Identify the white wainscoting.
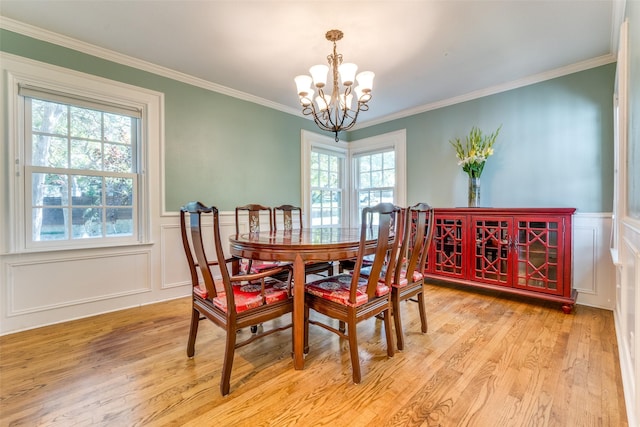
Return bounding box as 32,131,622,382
572,212,616,309
6,250,152,315
614,219,640,427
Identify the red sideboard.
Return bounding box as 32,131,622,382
424,208,577,313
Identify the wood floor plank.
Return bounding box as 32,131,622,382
0,283,628,426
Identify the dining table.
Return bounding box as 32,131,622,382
229,227,377,370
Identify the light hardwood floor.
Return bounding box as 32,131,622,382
0,282,627,426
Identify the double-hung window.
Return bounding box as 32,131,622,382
3,55,159,253
309,149,345,226
23,88,140,246
352,149,396,224
302,129,406,228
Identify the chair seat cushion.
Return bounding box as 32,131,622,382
305,274,390,307
241,259,292,274
209,279,289,313
391,269,424,288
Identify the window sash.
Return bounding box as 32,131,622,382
25,167,138,247
22,90,141,248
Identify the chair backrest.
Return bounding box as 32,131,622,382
350,203,403,303
183,201,236,310
395,202,435,282
179,205,201,293
235,204,273,234
273,204,303,231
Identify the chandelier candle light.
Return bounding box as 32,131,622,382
450,125,502,207
295,29,374,142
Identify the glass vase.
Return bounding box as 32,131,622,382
468,176,480,207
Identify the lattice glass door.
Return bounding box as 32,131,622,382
429,215,466,279
471,217,512,286
514,218,564,295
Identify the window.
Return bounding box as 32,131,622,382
353,149,396,222
309,150,344,226
302,129,406,228
2,55,161,252
24,93,139,244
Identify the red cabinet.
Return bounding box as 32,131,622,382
424,208,576,313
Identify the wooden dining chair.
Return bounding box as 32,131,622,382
235,203,286,275
391,202,435,350
180,201,293,396
273,204,334,278
303,203,402,384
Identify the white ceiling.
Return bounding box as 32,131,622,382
0,1,621,127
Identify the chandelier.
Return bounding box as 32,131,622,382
294,29,374,142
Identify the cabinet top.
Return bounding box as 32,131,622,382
433,207,577,215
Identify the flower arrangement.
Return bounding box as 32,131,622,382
449,125,502,178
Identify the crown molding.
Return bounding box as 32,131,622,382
0,16,301,117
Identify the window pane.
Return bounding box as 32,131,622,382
33,207,67,241
72,175,102,206
70,139,103,170
383,170,395,186
383,152,395,169
106,177,133,206
70,106,102,140
104,113,132,144
31,99,68,135
32,135,68,168
104,143,132,172
72,207,102,238
106,208,133,236
32,173,68,207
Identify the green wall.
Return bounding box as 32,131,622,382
350,64,616,212
1,29,615,213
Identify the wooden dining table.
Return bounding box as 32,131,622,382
229,227,377,370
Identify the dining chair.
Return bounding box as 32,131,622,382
180,201,293,396
303,203,402,384
391,202,435,350
235,203,286,275
273,204,334,278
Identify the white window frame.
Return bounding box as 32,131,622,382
301,129,406,228
2,53,162,253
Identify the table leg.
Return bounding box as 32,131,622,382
293,254,305,370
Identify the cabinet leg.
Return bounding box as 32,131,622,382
561,303,574,314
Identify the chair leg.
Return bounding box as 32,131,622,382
417,290,428,333
392,292,405,351
383,308,395,358
187,306,200,357
339,321,346,333
347,319,361,384
220,327,237,396
304,304,310,354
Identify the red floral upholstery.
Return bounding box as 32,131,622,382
193,277,288,313
305,274,390,307
193,285,208,299
391,269,423,288
241,259,291,274
212,279,289,313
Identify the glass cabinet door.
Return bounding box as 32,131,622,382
513,217,564,295
471,217,512,286
428,215,466,279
